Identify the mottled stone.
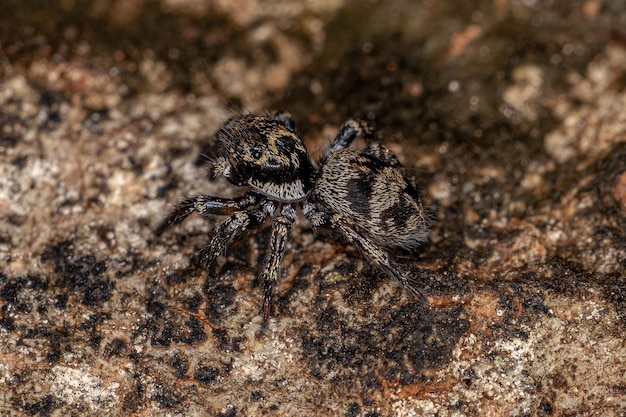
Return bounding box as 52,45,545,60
1,1,625,416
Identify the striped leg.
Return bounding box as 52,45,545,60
155,193,259,236
320,119,373,164
200,201,276,277
259,205,296,322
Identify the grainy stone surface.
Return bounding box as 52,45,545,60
1,1,625,416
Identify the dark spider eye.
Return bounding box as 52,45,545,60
249,145,262,160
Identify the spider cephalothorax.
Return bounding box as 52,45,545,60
157,113,431,321
213,114,316,202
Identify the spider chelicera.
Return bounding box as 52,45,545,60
156,113,431,321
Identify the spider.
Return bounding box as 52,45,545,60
156,113,431,321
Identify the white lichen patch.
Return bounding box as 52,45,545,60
231,323,298,382
49,365,120,411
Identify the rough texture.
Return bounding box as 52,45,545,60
1,0,625,416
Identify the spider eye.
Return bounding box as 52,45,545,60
249,145,262,160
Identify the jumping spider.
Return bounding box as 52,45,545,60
156,113,431,321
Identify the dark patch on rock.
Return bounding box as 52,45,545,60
154,390,180,408
104,338,127,357
7,212,28,226
195,365,219,385
183,291,204,312
1,278,30,312
114,253,157,279
0,316,16,331
37,90,63,130
122,374,145,413
11,154,28,169
600,271,626,325
41,241,114,306
0,107,24,148
302,302,469,392
142,312,207,347
146,299,166,317
540,257,595,298
333,261,358,276
170,353,189,378
80,313,109,349
135,284,207,347
81,277,115,307
212,328,244,352
250,390,264,401
204,283,237,322
165,265,197,285
346,402,361,417
19,394,60,417
409,267,470,299
343,265,386,302
182,317,207,344
54,293,68,309
0,275,49,313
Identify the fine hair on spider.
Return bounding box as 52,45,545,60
156,112,432,322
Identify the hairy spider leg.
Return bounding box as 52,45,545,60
259,205,296,322
271,112,297,133
362,143,403,169
199,200,276,277
303,203,426,303
320,119,374,163
334,218,427,303
155,193,260,236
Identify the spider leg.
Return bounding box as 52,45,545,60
259,205,296,322
272,111,297,133
362,143,403,169
155,192,259,236
200,200,276,277
303,203,426,302
320,119,373,163
336,219,427,302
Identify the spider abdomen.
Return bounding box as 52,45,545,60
314,146,430,251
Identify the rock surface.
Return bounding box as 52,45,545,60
1,1,625,416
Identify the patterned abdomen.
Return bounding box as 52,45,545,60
314,145,430,251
